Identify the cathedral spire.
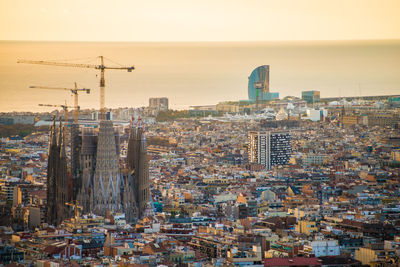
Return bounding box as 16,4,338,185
60,127,66,158
126,115,150,220
58,116,63,147
92,120,122,216
51,116,57,147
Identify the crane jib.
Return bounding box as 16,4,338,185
19,57,135,120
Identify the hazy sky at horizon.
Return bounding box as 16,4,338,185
1,0,400,42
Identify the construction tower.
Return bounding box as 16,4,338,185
126,118,150,219
46,117,69,225
92,120,122,216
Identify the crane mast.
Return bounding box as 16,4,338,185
19,56,134,120
65,201,83,220
100,56,105,119
65,201,83,229
39,103,74,123
73,85,79,122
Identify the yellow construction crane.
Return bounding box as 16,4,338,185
40,103,74,145
31,83,90,123
18,56,135,120
38,103,74,125
65,201,83,228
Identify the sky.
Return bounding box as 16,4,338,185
0,0,399,42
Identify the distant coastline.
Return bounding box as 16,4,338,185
1,40,399,112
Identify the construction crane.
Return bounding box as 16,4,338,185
65,201,83,228
30,83,90,123
18,56,135,120
40,103,74,146
38,103,75,125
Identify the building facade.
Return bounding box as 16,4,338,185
248,131,291,170
303,240,340,257
248,65,279,102
302,90,320,104
77,128,98,214
149,97,169,111
366,113,400,128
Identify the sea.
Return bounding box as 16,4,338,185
0,40,399,112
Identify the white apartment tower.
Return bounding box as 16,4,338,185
248,131,291,170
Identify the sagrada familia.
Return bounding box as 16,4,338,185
46,116,150,226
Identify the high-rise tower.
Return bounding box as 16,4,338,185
70,123,81,201
126,119,150,220
248,65,279,102
57,120,69,222
92,120,122,216
46,117,69,226
46,119,58,225
248,131,291,170
77,128,97,213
